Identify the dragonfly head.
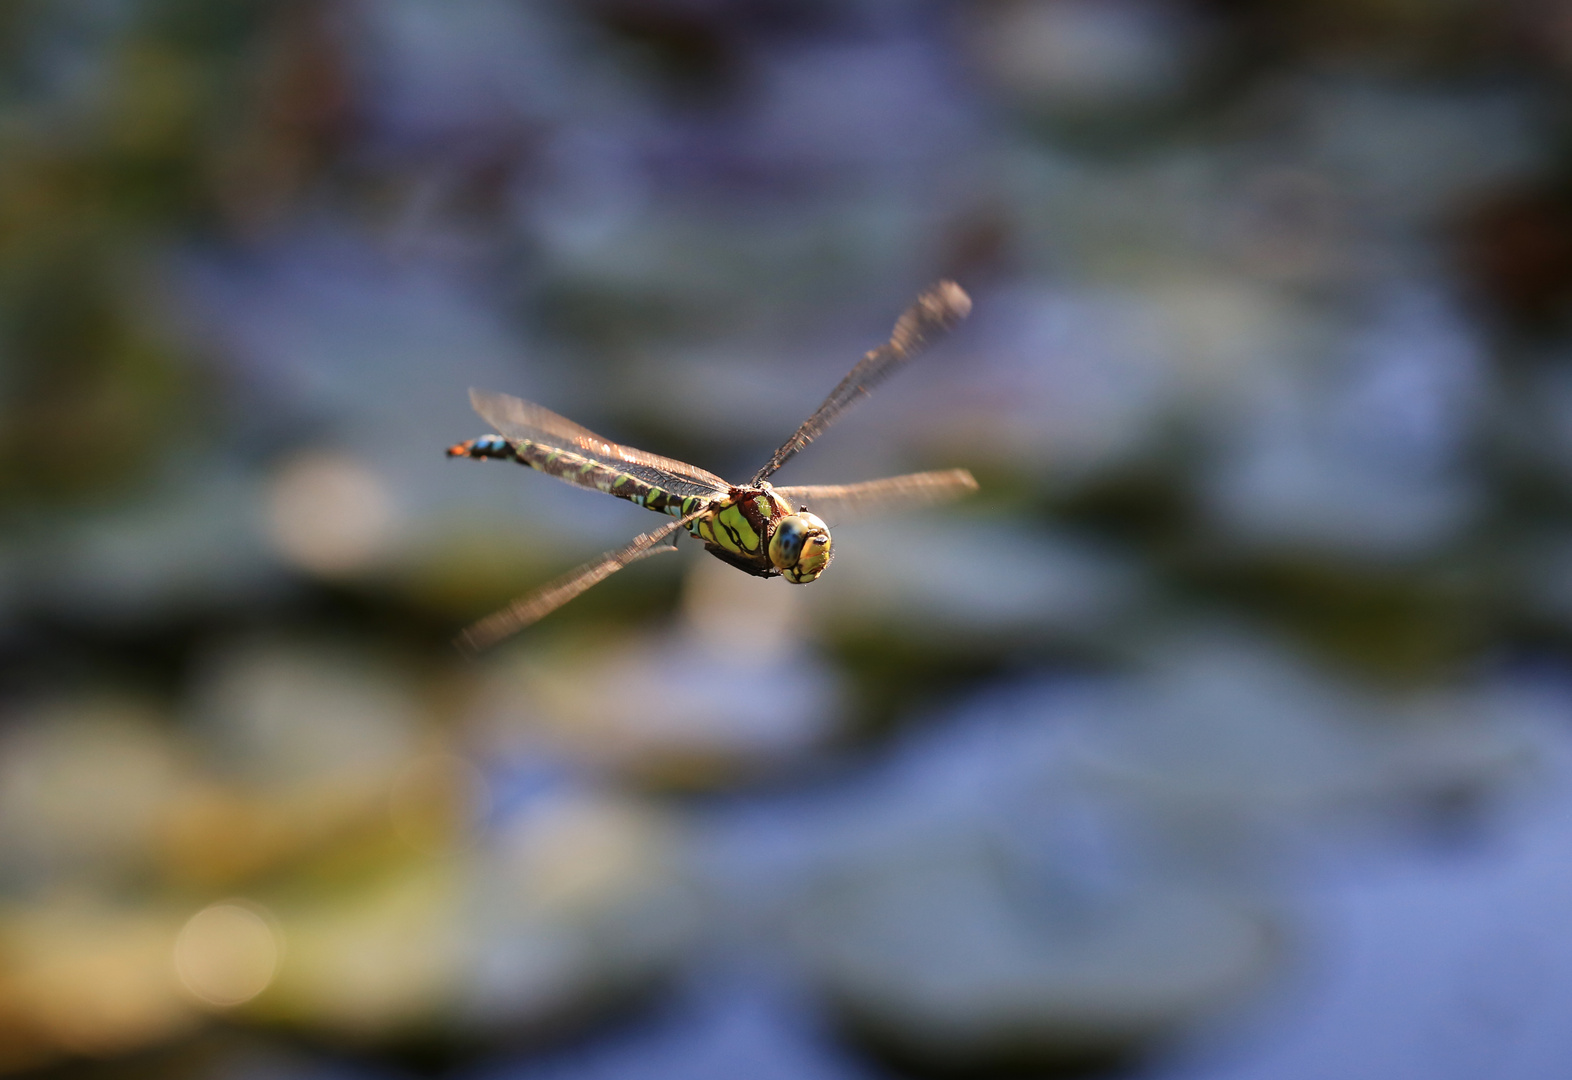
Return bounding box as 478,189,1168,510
770,511,832,583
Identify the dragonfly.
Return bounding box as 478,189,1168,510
446,281,976,651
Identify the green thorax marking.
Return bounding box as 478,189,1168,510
689,486,791,565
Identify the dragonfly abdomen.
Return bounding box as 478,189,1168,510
447,435,704,517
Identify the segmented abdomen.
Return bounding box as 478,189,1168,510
446,435,709,518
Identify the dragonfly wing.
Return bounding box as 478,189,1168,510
773,469,979,519
751,282,972,485
471,389,731,499
456,507,708,652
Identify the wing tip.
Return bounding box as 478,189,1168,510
895,281,972,344
453,626,490,656
468,387,509,427
930,280,972,323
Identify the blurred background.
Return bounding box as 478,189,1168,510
7,1,1572,1077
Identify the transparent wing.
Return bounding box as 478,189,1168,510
471,389,731,499
751,281,972,485
456,508,708,652
773,469,979,519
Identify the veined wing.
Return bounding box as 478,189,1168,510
750,281,972,485
773,469,979,519
471,389,730,499
456,507,708,652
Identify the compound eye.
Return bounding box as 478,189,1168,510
770,512,832,583
770,515,810,569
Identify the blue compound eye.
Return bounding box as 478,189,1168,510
772,517,807,565
769,513,832,583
